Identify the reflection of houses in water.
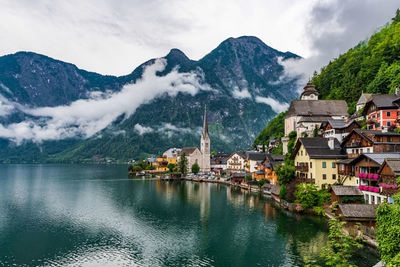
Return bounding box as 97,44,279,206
264,202,277,219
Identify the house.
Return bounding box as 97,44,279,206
162,148,182,164
378,158,400,203
231,172,246,184
320,119,360,143
337,204,378,228
227,151,246,173
259,154,284,184
284,82,348,137
339,153,400,204
210,153,228,174
246,151,268,174
291,137,348,189
330,185,364,204
341,129,400,158
356,93,373,112
362,94,400,130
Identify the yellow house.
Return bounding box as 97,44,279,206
290,138,349,189
155,156,169,172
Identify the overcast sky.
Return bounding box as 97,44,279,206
1,0,399,76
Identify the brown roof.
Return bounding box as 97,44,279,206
286,100,348,117
270,185,281,196
381,158,400,176
339,204,378,219
332,186,363,196
180,147,198,155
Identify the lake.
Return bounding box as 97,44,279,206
0,164,379,266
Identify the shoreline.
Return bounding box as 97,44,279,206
161,175,380,251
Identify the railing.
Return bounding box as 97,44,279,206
358,185,380,193
295,165,309,172
346,142,361,148
380,174,398,185
296,178,315,184
338,170,354,176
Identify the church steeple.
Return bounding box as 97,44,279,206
202,106,209,138
200,105,210,172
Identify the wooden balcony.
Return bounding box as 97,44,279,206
296,177,315,184
295,165,309,172
380,174,398,185
346,142,361,148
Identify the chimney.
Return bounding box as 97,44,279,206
396,88,400,96
328,137,335,150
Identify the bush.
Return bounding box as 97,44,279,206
245,175,252,182
191,163,200,174
276,164,296,185
294,183,319,209
279,185,287,200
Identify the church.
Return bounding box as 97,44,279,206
180,108,211,173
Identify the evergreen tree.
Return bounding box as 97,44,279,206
178,153,188,174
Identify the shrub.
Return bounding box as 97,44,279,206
279,185,287,200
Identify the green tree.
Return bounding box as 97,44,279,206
319,213,363,266
178,153,188,174
279,185,287,200
211,151,216,156
275,164,295,185
245,175,252,182
377,189,400,266
167,163,176,173
313,125,319,137
294,183,319,209
191,162,200,174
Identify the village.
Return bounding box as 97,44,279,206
129,82,400,249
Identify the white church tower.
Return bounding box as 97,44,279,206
200,106,211,173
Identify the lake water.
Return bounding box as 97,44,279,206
0,164,379,266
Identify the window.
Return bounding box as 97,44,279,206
387,111,391,117
323,174,327,180
371,195,375,204
377,113,380,118
332,162,336,168
376,123,381,128
301,151,303,156
322,184,326,189
332,174,336,180
310,173,312,178
310,162,312,168
356,179,359,185
322,162,326,168
377,197,381,204
367,148,370,153
388,122,391,127
340,164,344,171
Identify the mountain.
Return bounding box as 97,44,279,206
0,36,300,163
311,11,400,114
253,10,400,148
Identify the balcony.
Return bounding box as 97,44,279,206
380,174,398,185
346,142,361,148
295,165,309,172
358,185,380,193
296,177,315,184
366,118,377,124
357,173,379,180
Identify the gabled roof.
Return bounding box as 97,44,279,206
339,204,378,219
320,119,359,130
180,147,199,155
341,129,400,146
331,186,363,196
363,94,400,115
356,93,373,106
264,154,284,170
227,151,246,161
379,158,400,176
290,138,347,160
247,151,268,161
286,100,348,117
163,148,182,158
350,153,400,166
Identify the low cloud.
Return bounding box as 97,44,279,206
134,124,154,135
232,88,251,99
0,59,211,144
255,96,289,113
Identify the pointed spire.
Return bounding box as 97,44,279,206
203,105,208,137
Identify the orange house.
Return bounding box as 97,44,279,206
363,94,400,130
257,154,284,185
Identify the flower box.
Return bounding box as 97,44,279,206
373,174,379,179
358,173,362,178
373,187,380,193
368,174,373,178
363,173,368,178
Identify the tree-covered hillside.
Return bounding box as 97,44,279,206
312,9,400,114
254,10,400,147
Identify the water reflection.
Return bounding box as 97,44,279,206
0,165,378,266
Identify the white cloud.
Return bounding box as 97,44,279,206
255,96,289,113
0,59,211,144
134,124,153,135
232,88,251,99
0,94,15,116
